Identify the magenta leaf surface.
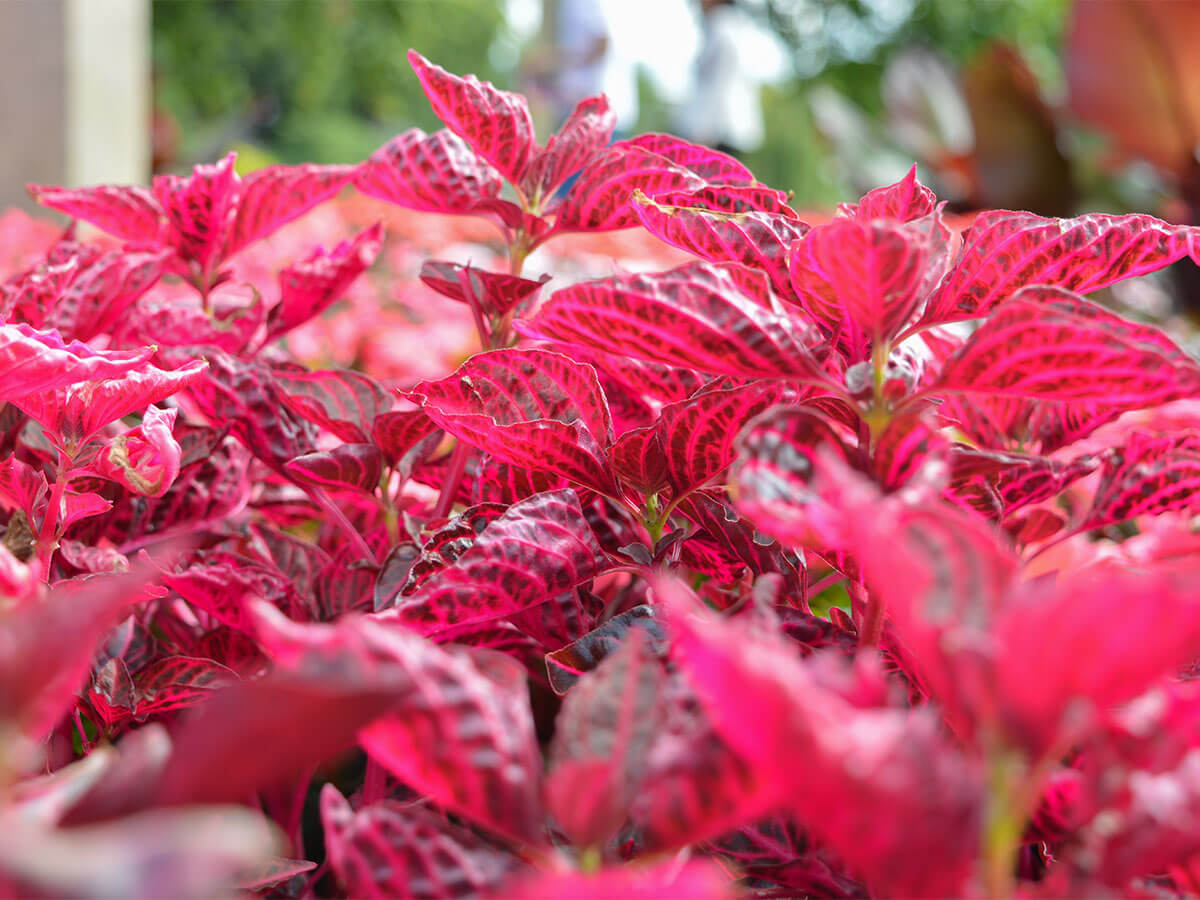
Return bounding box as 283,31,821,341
521,94,615,199
622,133,757,185
321,787,519,899
286,444,384,495
385,489,608,635
408,50,535,184
840,165,937,222
419,260,546,318
355,129,504,215
275,367,393,444
404,348,618,495
1081,431,1200,531
929,287,1200,403
519,262,830,384
225,162,354,255
265,222,384,341
27,182,165,244
0,324,153,404
920,209,1199,327
552,145,705,234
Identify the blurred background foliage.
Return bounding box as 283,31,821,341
151,0,1193,224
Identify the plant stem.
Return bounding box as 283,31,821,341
433,441,471,519
36,468,70,582
983,746,1025,900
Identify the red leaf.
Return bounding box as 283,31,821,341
408,50,536,184
286,444,383,495
13,358,208,453
509,861,735,900
658,379,784,498
355,129,504,216
521,94,615,199
321,787,520,900
611,425,670,496
226,162,354,255
128,283,263,354
151,152,239,274
519,262,830,384
385,489,608,635
622,133,757,185
839,164,937,222
132,655,238,718
1081,431,1200,531
919,210,1199,327
929,287,1200,403
632,187,809,301
663,581,982,897
552,145,704,234
419,260,547,318
545,630,662,847
371,409,439,469
93,406,183,498
0,323,153,403
27,182,165,245
265,222,384,342
790,213,949,355
275,367,393,444
403,348,618,495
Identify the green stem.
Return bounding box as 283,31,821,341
983,746,1025,900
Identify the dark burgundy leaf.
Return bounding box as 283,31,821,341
275,367,393,444
286,444,383,495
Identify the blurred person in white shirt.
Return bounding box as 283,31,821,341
674,0,766,156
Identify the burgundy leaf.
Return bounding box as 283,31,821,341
27,182,165,245
408,50,536,184
132,655,237,718
400,502,509,597
919,209,1199,327
372,409,439,470
419,260,547,318
276,367,393,444
544,605,665,695
521,94,615,199
1081,431,1200,531
321,787,520,900
403,348,618,495
286,444,384,495
151,152,239,275
622,133,757,185
519,262,830,384
632,187,809,300
355,129,504,216
929,287,1200,403
225,162,354,255
611,425,670,496
676,492,804,594
839,165,936,222
385,489,608,635
265,222,384,342
789,213,948,354
552,145,704,234
545,630,663,847
658,379,783,497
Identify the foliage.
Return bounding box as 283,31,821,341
4,50,1200,899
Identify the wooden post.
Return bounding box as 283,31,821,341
0,0,149,212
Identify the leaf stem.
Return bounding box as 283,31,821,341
433,441,471,519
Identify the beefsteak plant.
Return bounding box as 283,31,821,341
3,50,1200,899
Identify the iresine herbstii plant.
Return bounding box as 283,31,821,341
4,50,1200,899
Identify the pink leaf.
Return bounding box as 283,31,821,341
226,162,355,255
919,209,1199,327
419,260,547,318
93,406,183,498
385,489,608,635
275,367,393,444
622,133,757,185
321,787,520,900
13,358,208,453
371,409,439,469
631,187,809,300
518,262,830,384
265,222,384,342
129,283,264,354
790,213,949,355
27,182,165,245
521,94,615,199
285,444,383,495
507,861,737,900
355,129,504,215
1081,431,1200,531
0,324,153,403
545,630,662,847
408,50,536,184
611,425,670,496
839,165,937,222
403,348,617,495
929,287,1200,403
552,145,704,234
151,152,240,275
